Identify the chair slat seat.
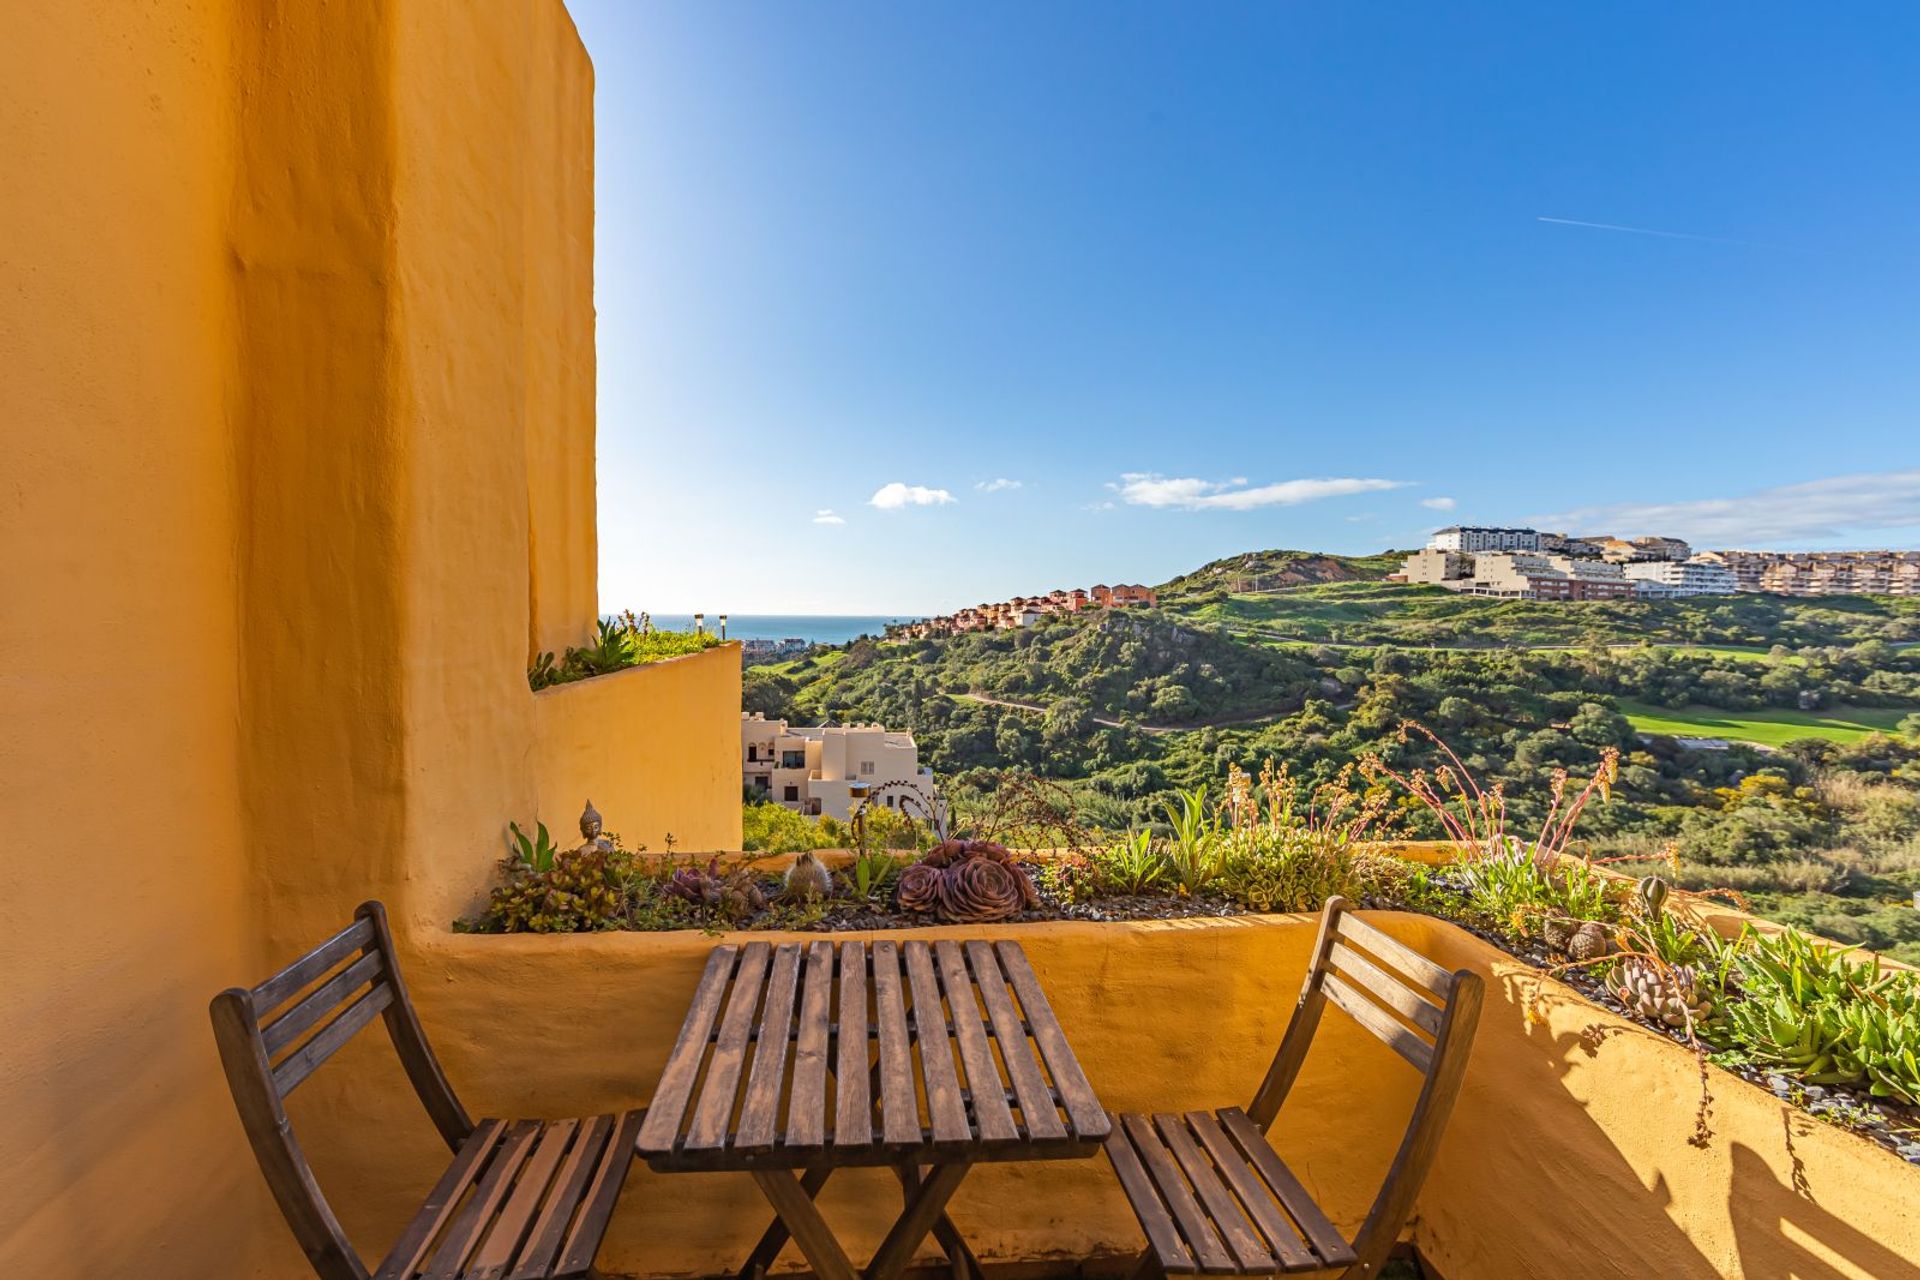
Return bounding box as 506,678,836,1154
1103,899,1484,1280
1106,1109,1356,1275
372,1111,642,1280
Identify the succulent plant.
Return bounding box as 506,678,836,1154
481,842,632,933
894,840,1038,923
664,858,767,921
1567,922,1615,964
1607,957,1711,1029
1635,875,1671,918
895,863,942,914
935,856,1031,924
1542,917,1579,953
783,850,833,901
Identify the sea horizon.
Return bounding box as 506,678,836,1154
642,613,909,645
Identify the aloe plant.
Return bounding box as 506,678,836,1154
1161,786,1224,894
1095,828,1167,895
509,820,558,874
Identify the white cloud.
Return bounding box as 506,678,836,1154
1420,496,1458,511
1533,469,1920,546
870,482,957,510
975,478,1022,493
1111,473,1407,511
812,509,845,525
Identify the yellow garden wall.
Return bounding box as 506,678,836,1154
533,645,746,866
295,912,1918,1280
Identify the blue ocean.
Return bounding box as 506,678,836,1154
644,614,907,646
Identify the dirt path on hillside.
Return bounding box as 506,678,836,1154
946,691,1289,735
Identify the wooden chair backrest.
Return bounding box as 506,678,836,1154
1246,896,1484,1273
209,901,473,1280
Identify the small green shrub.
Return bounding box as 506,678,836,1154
1215,831,1348,913
529,613,721,690
1091,829,1166,895
742,801,836,853
478,842,645,933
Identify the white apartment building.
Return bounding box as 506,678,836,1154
1453,552,1634,600
1622,558,1739,597
1429,526,1543,554
741,713,935,821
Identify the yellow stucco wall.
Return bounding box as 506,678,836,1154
0,3,276,1273
382,914,1918,1280
533,644,746,866
0,3,737,1275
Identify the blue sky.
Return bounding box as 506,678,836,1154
568,1,1920,615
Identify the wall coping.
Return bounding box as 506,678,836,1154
529,638,740,701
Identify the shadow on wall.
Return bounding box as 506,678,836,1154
1469,977,1721,1279
1730,1140,1920,1280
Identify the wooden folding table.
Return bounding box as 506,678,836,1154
636,938,1110,1280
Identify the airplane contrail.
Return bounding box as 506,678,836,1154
1536,216,1793,251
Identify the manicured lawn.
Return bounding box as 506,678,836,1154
1619,700,1910,746
1651,644,1784,663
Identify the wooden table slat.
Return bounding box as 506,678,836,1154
736,943,804,1152
637,945,739,1152
685,942,774,1151
995,942,1110,1140
785,940,836,1149
832,941,873,1149
904,941,971,1145
963,940,1065,1141
870,940,921,1147
933,941,1018,1143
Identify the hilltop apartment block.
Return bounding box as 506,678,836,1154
741,713,935,821
1405,527,1916,599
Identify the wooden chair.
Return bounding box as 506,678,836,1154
209,901,644,1280
1104,897,1484,1278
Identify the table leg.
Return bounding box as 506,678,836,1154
865,1160,973,1280
737,1166,834,1280
751,1169,859,1280
892,1164,986,1280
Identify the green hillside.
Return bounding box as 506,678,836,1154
748,550,1920,959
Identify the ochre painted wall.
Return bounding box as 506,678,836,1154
532,644,746,867
0,0,275,1273
388,914,1919,1280
1,2,737,1275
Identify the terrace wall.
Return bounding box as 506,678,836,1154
1,2,736,1274
533,646,745,863
390,914,1920,1280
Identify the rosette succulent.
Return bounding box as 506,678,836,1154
895,862,943,914
893,839,1038,923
